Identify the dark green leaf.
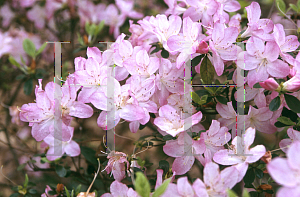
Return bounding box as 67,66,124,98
162,135,175,141
48,191,57,195
253,82,262,88
24,194,32,197
282,107,298,122
150,46,161,54
191,55,204,67
55,165,67,177
24,78,33,95
9,194,19,197
216,96,228,105
28,189,37,194
17,163,27,171
161,49,169,58
227,71,234,80
243,168,255,185
139,124,147,130
16,74,26,80
152,179,171,197
80,146,98,165
200,56,214,84
159,160,169,174
255,169,264,179
269,96,281,111
134,172,150,197
27,182,36,187
23,39,36,58
195,89,209,97
284,94,300,113
274,121,287,127
249,191,258,197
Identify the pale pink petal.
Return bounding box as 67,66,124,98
172,156,194,175
177,177,194,196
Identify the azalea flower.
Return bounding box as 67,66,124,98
267,141,300,196
103,151,130,182
213,127,266,181
154,104,203,137
279,128,300,153
101,180,139,197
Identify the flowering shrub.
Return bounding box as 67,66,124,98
2,0,300,197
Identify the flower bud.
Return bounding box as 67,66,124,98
288,66,297,78
282,76,300,92
259,78,279,91
196,40,209,54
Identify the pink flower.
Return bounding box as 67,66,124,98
259,78,280,91
244,106,277,134
20,0,37,7
167,17,207,68
234,85,266,108
272,23,299,64
116,0,143,19
192,162,239,196
279,128,300,153
237,36,290,88
283,76,300,92
209,23,239,76
213,127,266,181
216,102,243,132
183,0,218,26
163,132,205,175
267,141,300,196
0,4,15,28
164,0,187,16
0,31,12,58
9,106,23,126
41,185,57,197
101,180,139,197
27,5,46,29
42,131,80,161
154,104,203,137
199,120,231,165
241,2,274,41
103,151,130,182
19,78,93,141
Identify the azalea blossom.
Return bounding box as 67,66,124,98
101,180,139,197
213,127,266,181
267,141,300,196
154,104,203,137
279,128,300,153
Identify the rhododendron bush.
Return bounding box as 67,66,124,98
2,0,300,196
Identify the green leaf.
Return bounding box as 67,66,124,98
9,194,19,197
75,184,82,194
134,172,151,197
243,168,255,185
24,174,29,188
48,191,57,195
297,0,300,9
200,56,214,84
150,46,161,54
253,82,262,88
162,135,175,141
17,163,27,171
269,96,281,111
161,49,169,58
65,187,70,197
290,4,298,12
24,194,32,197
255,168,264,179
191,55,204,67
23,39,36,58
16,74,26,80
216,96,228,105
36,42,47,56
27,182,36,187
55,165,67,177
8,56,22,69
80,146,98,165
227,189,238,197
152,179,171,197
94,20,105,35
242,189,250,197
277,116,296,126
192,92,201,104
28,189,37,194
276,0,286,13
284,94,300,113
159,160,169,174
24,78,33,95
